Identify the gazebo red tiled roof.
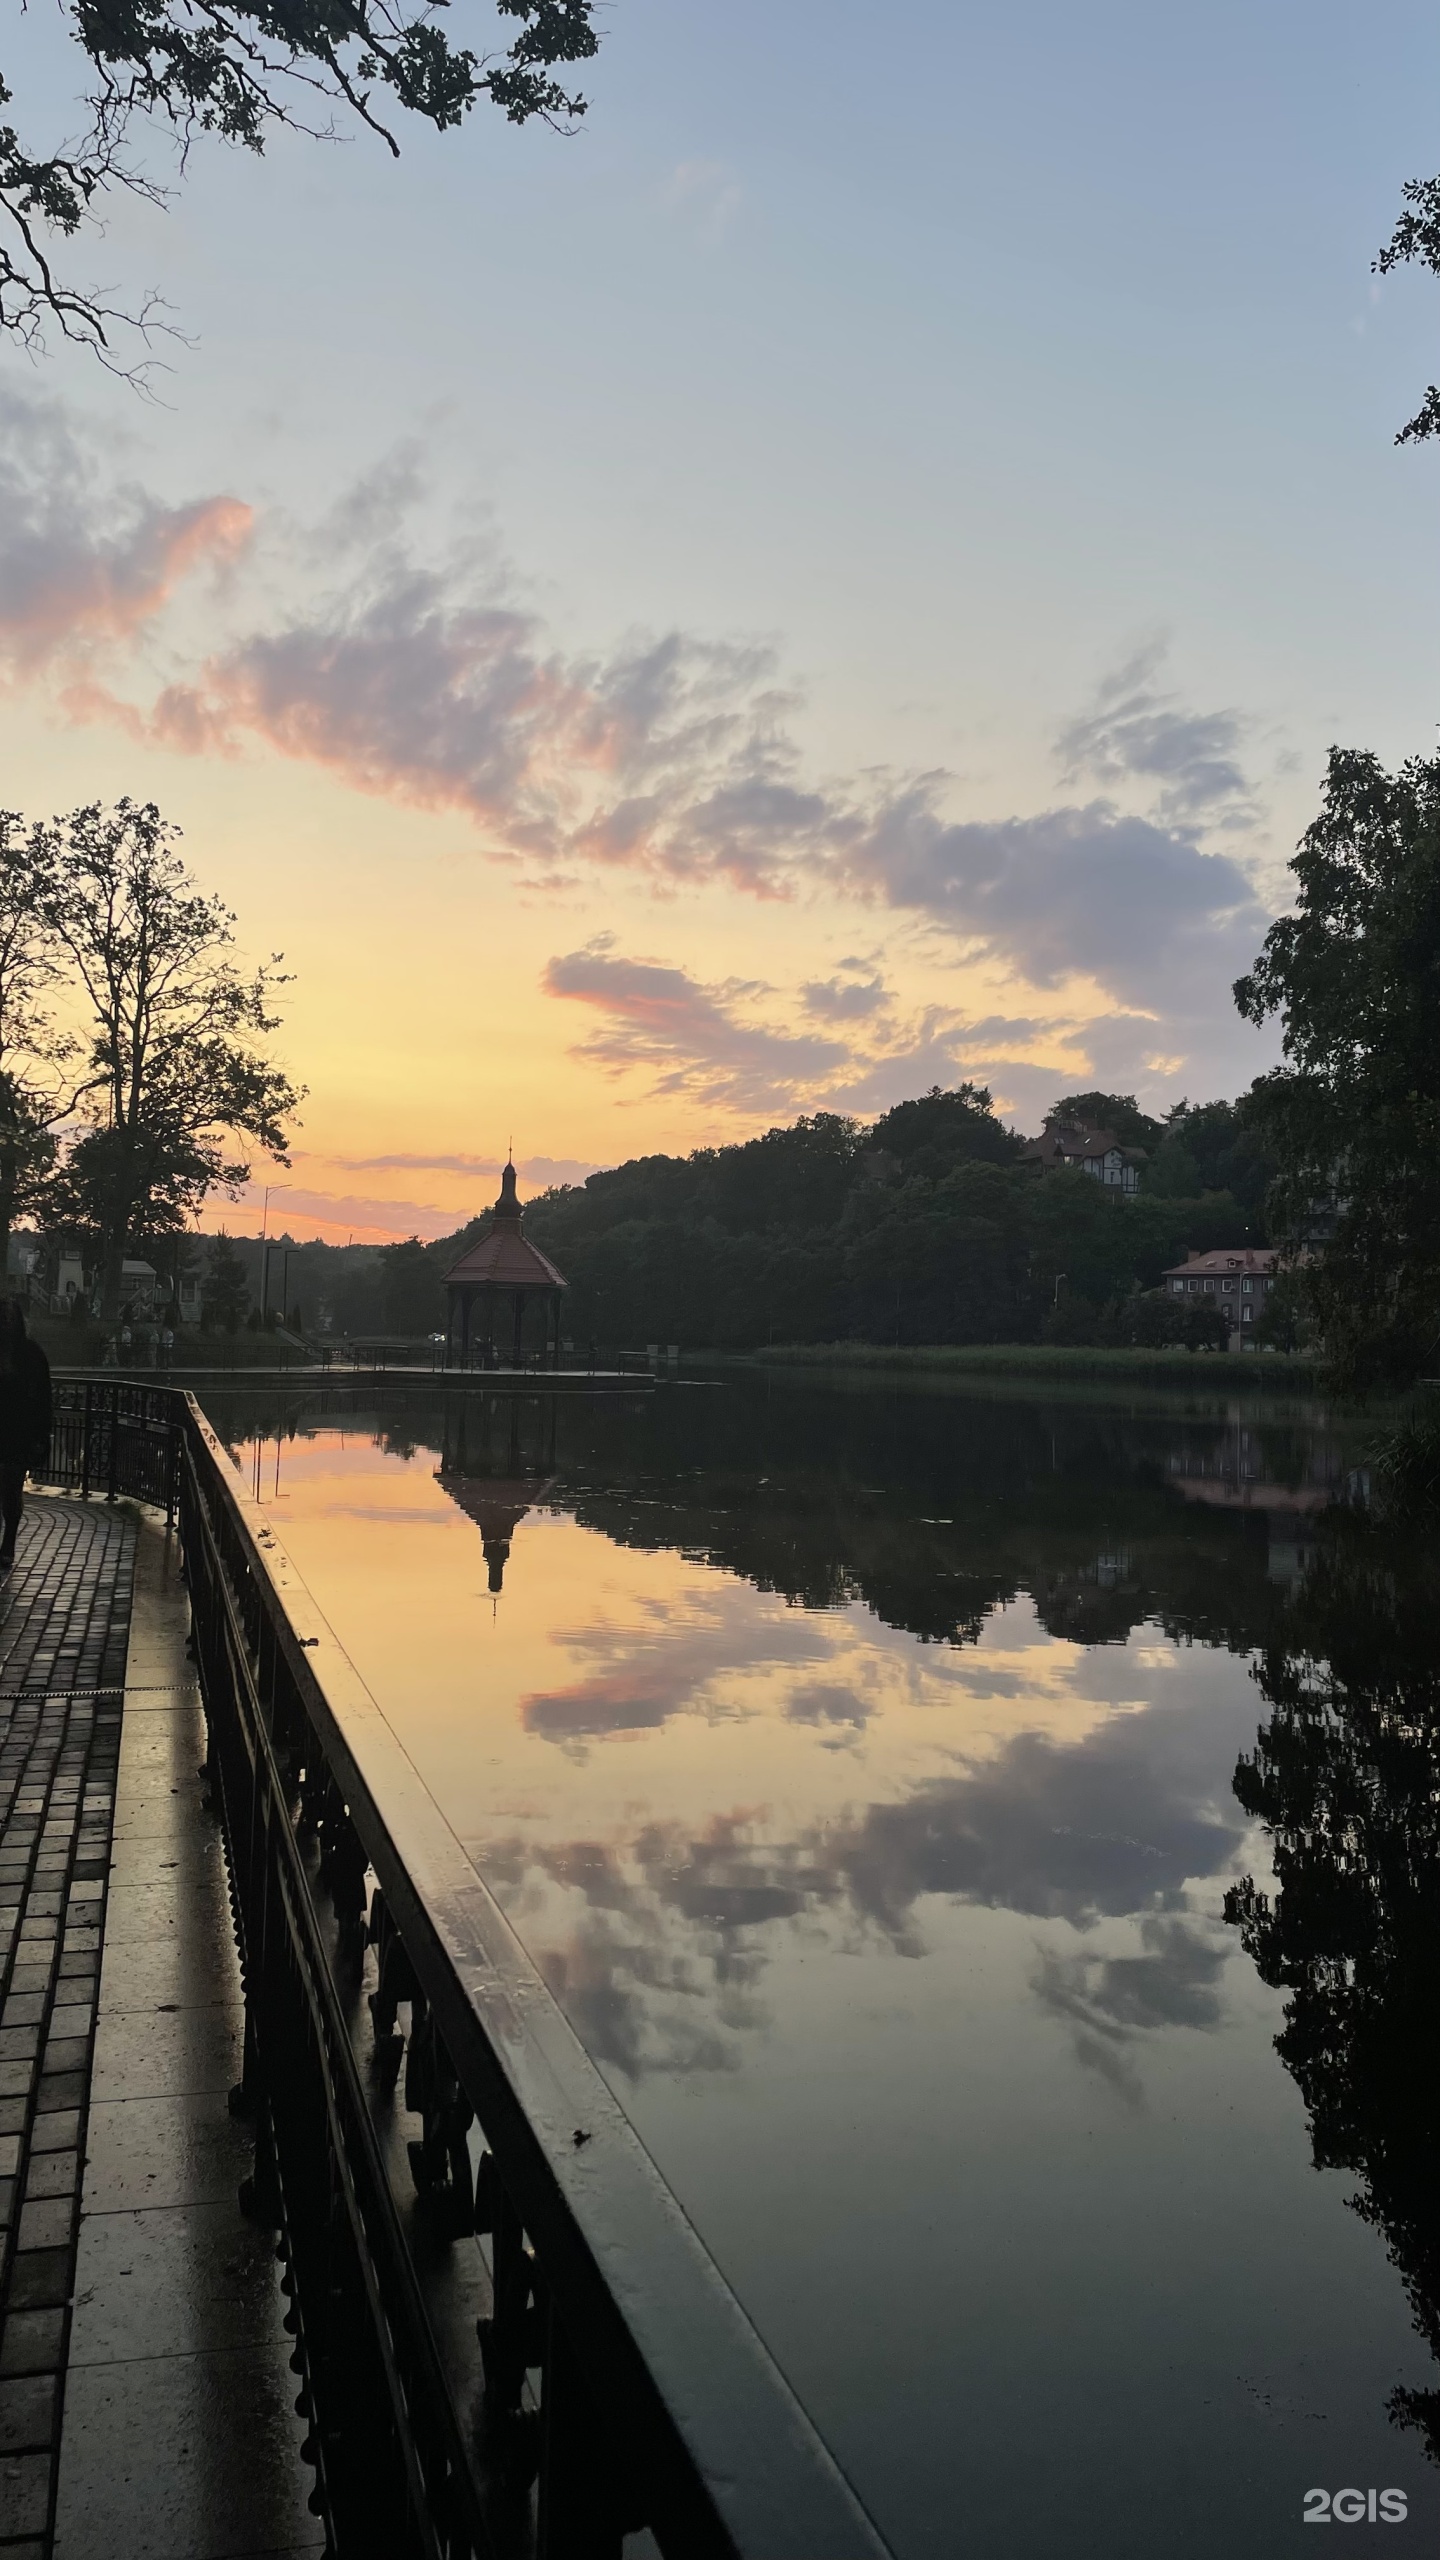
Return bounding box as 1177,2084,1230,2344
445,1225,566,1290
444,1163,566,1292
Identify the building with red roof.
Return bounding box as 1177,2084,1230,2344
1162,1245,1279,1338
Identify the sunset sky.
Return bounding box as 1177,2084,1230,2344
3,0,1438,1241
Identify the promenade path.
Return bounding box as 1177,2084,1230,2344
0,1495,321,2560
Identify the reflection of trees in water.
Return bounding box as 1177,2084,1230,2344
562,1396,1312,1660
1225,1526,1440,2460
202,1376,1357,1662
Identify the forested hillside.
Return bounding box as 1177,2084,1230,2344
363,1086,1275,1352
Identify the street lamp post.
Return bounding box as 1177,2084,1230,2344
258,1186,286,1323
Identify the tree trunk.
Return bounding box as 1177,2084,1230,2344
0,1154,17,1304
100,1235,127,1323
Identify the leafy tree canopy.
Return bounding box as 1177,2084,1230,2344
1045,1090,1164,1153
1145,1094,1277,1220
380,1233,444,1333
202,1231,249,1333
38,798,303,1315
0,812,82,1258
868,1083,1022,1179
1235,747,1440,1392
1,0,598,364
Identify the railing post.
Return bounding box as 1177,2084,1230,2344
538,2302,629,2560
105,1380,119,1503
80,1380,93,1501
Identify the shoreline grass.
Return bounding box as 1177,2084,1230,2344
748,1340,1325,1388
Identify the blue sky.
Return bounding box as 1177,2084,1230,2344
1,0,1437,1235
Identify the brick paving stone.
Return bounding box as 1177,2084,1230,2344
0,2447,51,2534
0,2314,63,2379
25,2121,77,2161
0,1501,135,2558
18,2200,75,2253
6,2256,68,2314
21,2158,75,2204
0,2373,58,2452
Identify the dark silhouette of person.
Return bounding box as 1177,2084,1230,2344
0,1300,52,1571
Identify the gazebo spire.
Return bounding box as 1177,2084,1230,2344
493,1159,522,1226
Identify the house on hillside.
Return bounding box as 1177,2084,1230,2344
1023,1116,1145,1194
1163,1246,1279,1336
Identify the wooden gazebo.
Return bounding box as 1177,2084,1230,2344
443,1162,567,1368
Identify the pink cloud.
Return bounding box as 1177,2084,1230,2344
543,939,849,1112
13,408,1274,1089
0,388,251,676
196,1183,464,1244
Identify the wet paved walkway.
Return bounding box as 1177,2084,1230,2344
0,1502,131,2555
0,1497,322,2560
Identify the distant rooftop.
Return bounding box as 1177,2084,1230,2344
1163,1247,1277,1277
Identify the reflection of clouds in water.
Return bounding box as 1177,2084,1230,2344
1031,1915,1230,2106
520,1583,838,1754
484,1812,828,2078
785,1677,879,1745
480,1683,1251,2079
1066,1641,1182,1706
821,1699,1244,1950
831,1594,1153,1715
522,1582,1119,1761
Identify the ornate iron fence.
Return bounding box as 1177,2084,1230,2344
44,1377,184,1518
175,1395,891,2560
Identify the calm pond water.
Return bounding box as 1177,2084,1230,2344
204,1368,1440,2560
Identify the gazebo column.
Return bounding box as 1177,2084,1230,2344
512,1289,525,1368
459,1289,472,1369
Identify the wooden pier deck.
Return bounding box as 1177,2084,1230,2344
0,1496,320,2560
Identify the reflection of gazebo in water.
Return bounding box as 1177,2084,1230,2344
435,1395,558,1594
443,1162,567,1369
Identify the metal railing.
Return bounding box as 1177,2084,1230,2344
44,1377,184,1519
172,1396,891,2560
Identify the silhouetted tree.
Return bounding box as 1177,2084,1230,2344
0,812,79,1267
1235,748,1440,1391
1145,1095,1277,1223
39,801,302,1318
380,1235,444,1334
868,1084,1022,1179
202,1233,249,1334
1044,1090,1164,1152
1376,181,1440,444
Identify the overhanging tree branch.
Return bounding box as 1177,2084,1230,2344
1,0,598,360
1375,176,1440,444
